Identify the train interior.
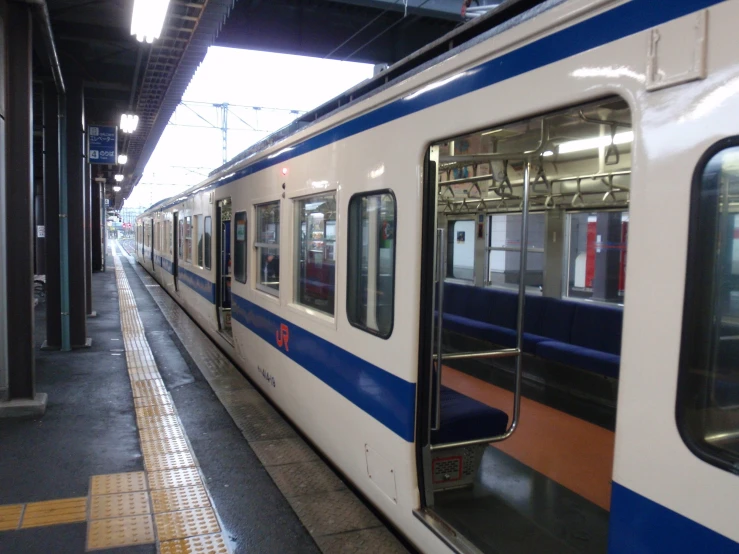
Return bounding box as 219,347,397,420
420,97,630,554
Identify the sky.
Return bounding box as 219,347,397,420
125,47,375,209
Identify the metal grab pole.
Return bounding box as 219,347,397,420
58,96,70,351
433,228,445,431
429,161,531,453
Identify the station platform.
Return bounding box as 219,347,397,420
0,242,410,554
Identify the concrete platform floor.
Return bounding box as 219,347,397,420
0,246,409,553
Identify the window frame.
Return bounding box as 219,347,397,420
346,189,397,339
677,136,739,475
234,211,247,283
196,214,203,268
294,192,338,318
204,216,212,271
254,200,281,297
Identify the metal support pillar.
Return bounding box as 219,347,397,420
65,77,90,347
42,82,61,349
91,178,102,272
85,163,93,315
1,2,46,414
0,0,7,400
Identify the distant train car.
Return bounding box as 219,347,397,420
136,0,739,552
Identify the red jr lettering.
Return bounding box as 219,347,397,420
275,323,290,352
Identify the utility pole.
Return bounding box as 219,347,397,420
213,103,228,165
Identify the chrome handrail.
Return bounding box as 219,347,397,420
430,162,531,452
432,228,445,431
433,348,519,361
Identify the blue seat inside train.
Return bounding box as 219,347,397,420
442,282,623,378
431,386,509,445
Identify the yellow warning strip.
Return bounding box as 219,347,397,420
107,242,231,552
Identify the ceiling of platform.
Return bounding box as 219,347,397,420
35,0,469,210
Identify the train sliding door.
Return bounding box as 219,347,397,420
416,98,630,553
216,198,232,338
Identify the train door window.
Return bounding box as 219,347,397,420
487,212,545,291
204,216,212,271
678,142,739,472
296,194,337,316
169,221,173,255
234,211,246,283
565,211,628,304
178,219,184,260
184,216,192,263
347,191,396,337
255,201,280,295
196,215,203,267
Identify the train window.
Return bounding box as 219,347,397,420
234,211,246,283
678,142,739,473
347,191,396,338
178,219,184,260
256,201,280,295
185,216,192,263
447,220,475,281
565,211,627,303
204,216,212,271
196,215,203,267
296,194,337,316
487,213,545,291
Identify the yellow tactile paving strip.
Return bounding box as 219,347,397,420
0,505,23,531
0,245,230,551
109,246,231,551
21,497,88,529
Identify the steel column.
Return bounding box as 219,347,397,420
85,163,92,313
0,0,8,398
91,178,102,272
43,82,61,348
65,77,89,347
5,2,34,398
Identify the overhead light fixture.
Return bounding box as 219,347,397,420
120,114,139,134
557,131,633,155
131,0,171,44
113,186,122,192
118,154,128,165
542,150,554,157
114,174,124,182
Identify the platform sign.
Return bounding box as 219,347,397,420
88,125,117,164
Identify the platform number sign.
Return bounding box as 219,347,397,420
88,125,117,164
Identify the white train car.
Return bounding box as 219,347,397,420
136,0,739,551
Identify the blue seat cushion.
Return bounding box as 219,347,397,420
570,303,623,355
536,341,620,378
540,298,578,343
431,386,509,444
443,314,516,347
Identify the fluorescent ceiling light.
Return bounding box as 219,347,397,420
131,0,171,44
118,154,128,165
114,174,124,182
558,131,633,155
120,114,139,134
542,150,554,157
113,185,122,192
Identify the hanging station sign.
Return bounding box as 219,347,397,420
88,125,117,164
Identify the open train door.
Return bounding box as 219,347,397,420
216,198,232,339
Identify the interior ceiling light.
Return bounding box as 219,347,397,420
131,0,171,44
113,185,122,192
114,174,124,182
120,114,139,134
118,154,128,165
557,131,633,155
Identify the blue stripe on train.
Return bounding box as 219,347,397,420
609,483,739,553
149,254,215,304
150,0,725,213
231,293,416,442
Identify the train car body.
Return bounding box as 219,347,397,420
136,0,739,551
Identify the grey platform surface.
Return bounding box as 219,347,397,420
119,246,411,554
